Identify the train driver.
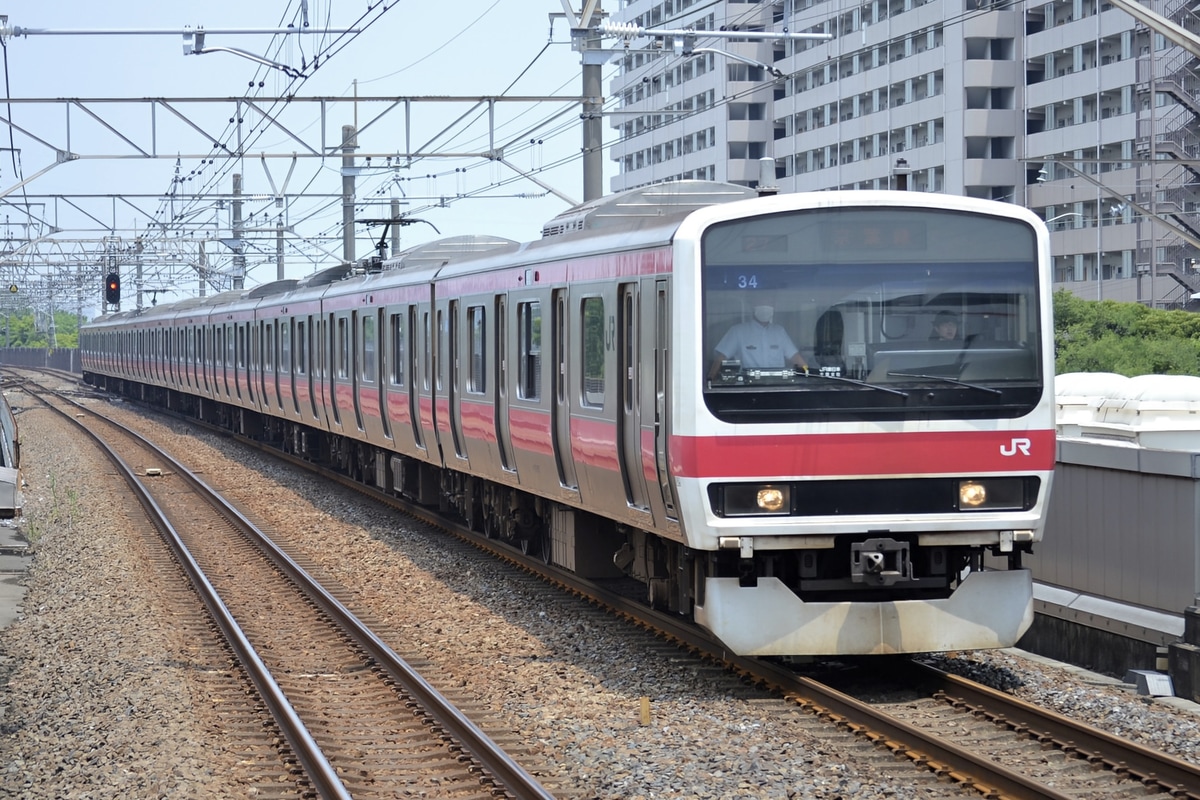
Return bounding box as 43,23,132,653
929,310,961,341
708,304,809,380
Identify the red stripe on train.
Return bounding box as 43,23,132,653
670,429,1056,478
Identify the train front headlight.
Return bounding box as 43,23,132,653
959,481,987,508
718,484,792,516
957,478,1026,511
757,487,787,513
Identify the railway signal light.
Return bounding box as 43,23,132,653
104,273,120,304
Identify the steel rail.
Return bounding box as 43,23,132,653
256,439,1082,800
22,385,352,800
913,661,1200,800
65,376,1194,800
30,381,556,800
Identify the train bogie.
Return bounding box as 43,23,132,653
80,181,1056,657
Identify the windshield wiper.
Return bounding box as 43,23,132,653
802,371,909,397
885,371,1003,396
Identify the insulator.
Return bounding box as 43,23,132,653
598,21,645,38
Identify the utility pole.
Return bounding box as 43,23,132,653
197,240,207,298
231,174,245,290
573,7,833,202
276,217,285,281
135,238,144,309
342,125,358,265
391,199,402,256
581,1,604,202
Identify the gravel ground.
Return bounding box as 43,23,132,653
2,392,1199,799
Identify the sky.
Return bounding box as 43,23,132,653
0,1,615,302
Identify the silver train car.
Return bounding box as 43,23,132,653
81,182,1056,656
0,388,20,517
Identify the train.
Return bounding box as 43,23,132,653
0,387,21,518
80,181,1056,656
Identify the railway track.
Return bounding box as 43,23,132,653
19,369,1200,799
758,658,1200,800
18,378,558,800
176,399,1200,800
147,394,1200,800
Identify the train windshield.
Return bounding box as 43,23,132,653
701,206,1044,422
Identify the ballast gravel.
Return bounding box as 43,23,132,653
1,393,1198,799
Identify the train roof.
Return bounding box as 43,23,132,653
385,234,519,271
170,297,215,311
297,263,354,288
539,180,758,238
247,279,299,298
84,181,767,322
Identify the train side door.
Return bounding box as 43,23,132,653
376,308,392,440
448,299,466,459
284,318,298,416
271,320,283,411
415,300,442,459
494,296,515,472
351,310,364,431
223,324,234,400
313,315,328,424
654,280,680,521
321,315,331,423
255,322,266,409
263,321,275,411
248,322,258,406
552,289,577,490
407,305,425,450
200,327,209,393
619,283,650,511
299,316,319,422
238,323,249,404
329,313,344,431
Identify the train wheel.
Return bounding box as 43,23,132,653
539,525,553,565
483,510,499,540
464,490,484,533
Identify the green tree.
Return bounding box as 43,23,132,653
1054,291,1200,376
0,308,82,350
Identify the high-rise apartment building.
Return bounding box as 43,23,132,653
607,0,1199,307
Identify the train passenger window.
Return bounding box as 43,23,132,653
263,324,274,372
517,301,541,401
296,320,308,375
389,313,405,387
423,312,432,391
468,305,485,394
280,322,291,372
581,297,604,408
362,315,376,382
337,317,349,379
437,309,446,392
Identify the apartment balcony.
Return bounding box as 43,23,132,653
963,108,1020,137
725,119,773,143
962,9,1019,37
962,158,1023,186
962,59,1020,88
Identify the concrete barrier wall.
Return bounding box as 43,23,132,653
1037,440,1200,615
1043,372,1200,618
0,348,81,373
